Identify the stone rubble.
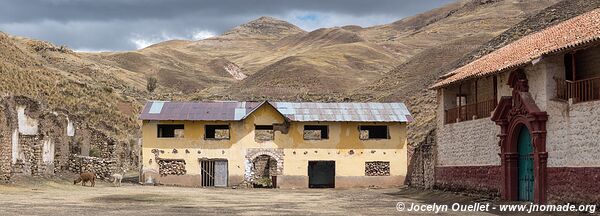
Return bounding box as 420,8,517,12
365,161,390,176
158,159,186,176
67,155,116,179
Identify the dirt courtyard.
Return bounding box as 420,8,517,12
0,177,584,215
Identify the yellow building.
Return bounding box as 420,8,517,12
139,101,412,188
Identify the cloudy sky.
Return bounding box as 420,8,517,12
0,0,454,51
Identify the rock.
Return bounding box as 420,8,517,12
157,159,186,176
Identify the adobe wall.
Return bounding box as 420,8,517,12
141,104,409,188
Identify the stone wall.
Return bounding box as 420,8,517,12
158,159,186,176
435,166,501,197
547,167,600,204
435,53,600,203
0,103,11,181
407,130,435,189
0,95,137,182
542,54,600,167
67,155,117,179
436,118,500,166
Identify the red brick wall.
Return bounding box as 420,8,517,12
434,166,502,196
547,167,600,204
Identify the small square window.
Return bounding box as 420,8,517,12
205,125,230,140
157,124,184,138
359,125,389,139
255,125,274,141
303,125,328,140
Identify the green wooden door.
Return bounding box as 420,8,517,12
518,126,534,201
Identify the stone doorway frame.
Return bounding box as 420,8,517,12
245,148,284,176
491,70,548,203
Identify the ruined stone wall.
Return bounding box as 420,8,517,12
0,95,137,181
407,130,436,189
67,155,117,179
0,102,12,181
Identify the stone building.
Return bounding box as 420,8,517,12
0,95,135,181
139,101,412,188
430,9,600,204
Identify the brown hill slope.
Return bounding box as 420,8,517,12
218,0,558,102
357,0,560,61
352,0,597,147
2,0,567,150
0,32,147,140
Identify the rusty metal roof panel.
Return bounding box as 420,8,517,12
139,101,261,121
271,102,412,122
140,101,412,122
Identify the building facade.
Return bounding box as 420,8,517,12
431,9,600,204
139,101,412,188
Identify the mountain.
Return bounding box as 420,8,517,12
221,16,306,39
351,0,599,146
1,0,582,160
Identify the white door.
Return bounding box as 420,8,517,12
214,160,228,187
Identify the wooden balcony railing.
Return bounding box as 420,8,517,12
555,77,600,103
444,99,496,124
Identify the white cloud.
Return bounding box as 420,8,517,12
130,29,216,49
192,30,215,40
130,38,158,49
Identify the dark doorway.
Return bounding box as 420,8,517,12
308,161,335,188
251,155,277,188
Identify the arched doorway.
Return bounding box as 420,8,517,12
252,155,277,188
517,126,534,201
492,70,548,203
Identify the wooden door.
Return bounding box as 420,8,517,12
518,126,534,201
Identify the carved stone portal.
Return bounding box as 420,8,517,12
491,70,548,203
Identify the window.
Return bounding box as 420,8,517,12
255,125,274,141
157,124,184,138
564,53,574,81
205,125,230,140
456,95,467,107
359,125,389,139
365,161,390,176
303,125,328,140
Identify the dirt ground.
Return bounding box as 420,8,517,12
0,177,590,216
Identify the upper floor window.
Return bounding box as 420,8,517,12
443,76,497,124
555,49,600,103
303,125,329,140
205,125,230,140
255,125,274,141
359,125,389,140
157,124,184,138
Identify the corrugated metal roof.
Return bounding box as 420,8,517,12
431,8,600,89
139,101,412,123
139,101,262,121
273,102,411,122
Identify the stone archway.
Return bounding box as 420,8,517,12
492,70,548,203
245,148,283,187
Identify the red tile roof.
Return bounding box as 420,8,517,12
431,8,600,89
